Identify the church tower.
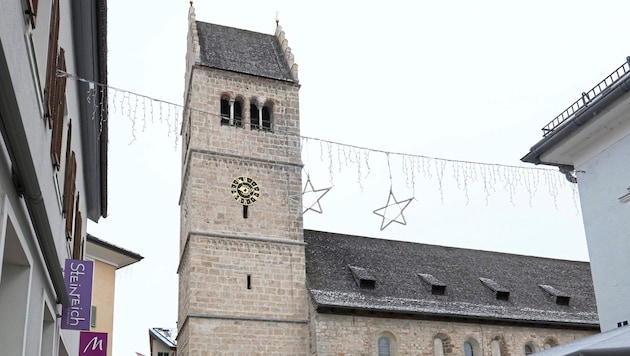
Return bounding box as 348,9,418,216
177,6,308,355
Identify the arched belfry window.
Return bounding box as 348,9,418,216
220,94,242,127
250,99,273,131
233,97,243,127
220,95,230,125
261,102,272,131
378,336,391,356
250,102,259,129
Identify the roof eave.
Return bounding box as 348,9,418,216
522,73,630,168
195,63,298,84
312,301,599,330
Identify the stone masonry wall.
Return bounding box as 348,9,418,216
184,317,309,355
181,235,307,319
310,311,596,356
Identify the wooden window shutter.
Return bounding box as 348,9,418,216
72,193,82,259
63,120,72,168
64,151,76,239
51,48,66,167
44,0,60,126
26,0,39,28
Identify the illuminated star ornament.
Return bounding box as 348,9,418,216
373,189,414,231
301,174,331,215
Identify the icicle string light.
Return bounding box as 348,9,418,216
61,71,578,209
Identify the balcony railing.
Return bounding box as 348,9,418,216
542,57,630,136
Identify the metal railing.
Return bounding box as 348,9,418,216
542,57,630,136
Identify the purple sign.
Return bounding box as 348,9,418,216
61,259,94,330
79,331,108,356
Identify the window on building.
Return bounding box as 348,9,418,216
261,105,272,130
464,339,480,356
490,340,501,356
234,98,243,127
434,338,444,356
250,103,259,129
464,341,474,356
525,345,533,355
157,352,169,356
378,336,391,356
220,96,230,125
543,337,557,349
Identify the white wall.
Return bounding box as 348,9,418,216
577,132,630,331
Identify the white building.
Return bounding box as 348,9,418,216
522,58,630,332
0,0,108,355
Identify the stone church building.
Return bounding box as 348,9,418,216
176,6,598,355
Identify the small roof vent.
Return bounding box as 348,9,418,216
479,277,510,301
539,284,571,306
348,265,376,289
418,273,447,295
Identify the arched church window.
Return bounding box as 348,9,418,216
464,339,480,356
543,337,558,349
434,338,445,356
525,344,533,355
490,340,501,356
464,341,473,356
378,336,391,356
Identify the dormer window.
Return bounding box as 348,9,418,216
539,284,571,306
418,273,447,295
220,95,243,127
348,265,376,289
479,277,510,301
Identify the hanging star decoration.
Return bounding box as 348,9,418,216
373,189,414,231
301,174,331,215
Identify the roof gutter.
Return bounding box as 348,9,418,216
521,73,630,168
314,303,599,330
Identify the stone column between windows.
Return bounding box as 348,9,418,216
229,99,235,126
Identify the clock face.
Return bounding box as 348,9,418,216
230,176,260,206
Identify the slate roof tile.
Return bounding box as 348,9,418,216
196,22,294,82
304,230,598,326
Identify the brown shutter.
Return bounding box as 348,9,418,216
44,0,60,126
64,152,76,239
51,48,66,167
72,193,82,259
26,0,39,28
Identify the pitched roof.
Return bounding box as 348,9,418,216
195,22,294,82
304,230,598,327
149,328,177,349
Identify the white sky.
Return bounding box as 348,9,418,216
86,1,630,354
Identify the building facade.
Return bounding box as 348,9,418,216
0,0,107,355
178,6,598,355
522,59,630,332
86,234,143,356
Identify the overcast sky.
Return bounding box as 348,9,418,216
86,1,630,354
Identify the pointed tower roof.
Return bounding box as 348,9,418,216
195,21,298,82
